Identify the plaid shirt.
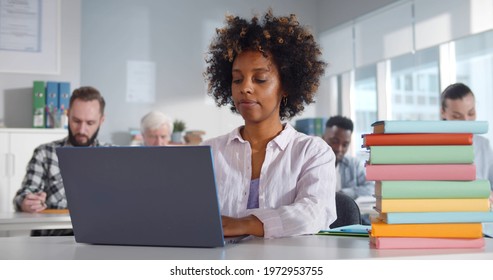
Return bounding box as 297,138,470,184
13,137,111,211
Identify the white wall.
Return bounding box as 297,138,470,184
316,0,398,32
0,0,81,129
0,0,399,145
81,0,320,145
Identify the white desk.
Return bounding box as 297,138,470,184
0,235,492,260
0,212,72,231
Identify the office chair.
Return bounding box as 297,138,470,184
329,192,362,229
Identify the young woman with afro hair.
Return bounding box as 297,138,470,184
203,9,336,238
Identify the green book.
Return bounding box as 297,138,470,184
314,118,326,137
369,145,474,164
32,81,46,128
375,180,491,199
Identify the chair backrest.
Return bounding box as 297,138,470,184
329,192,362,229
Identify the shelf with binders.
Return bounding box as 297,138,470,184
32,80,71,129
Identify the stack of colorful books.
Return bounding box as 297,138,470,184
363,120,493,249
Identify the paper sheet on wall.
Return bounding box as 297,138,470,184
0,0,41,52
0,0,59,74
126,60,156,103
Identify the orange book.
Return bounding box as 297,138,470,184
362,133,473,147
370,220,483,238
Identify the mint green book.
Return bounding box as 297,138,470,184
380,211,493,224
369,145,474,164
375,180,491,198
372,120,488,134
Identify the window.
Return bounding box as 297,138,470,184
353,65,377,151
455,30,493,141
390,47,440,120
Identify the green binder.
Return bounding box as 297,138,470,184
33,81,46,128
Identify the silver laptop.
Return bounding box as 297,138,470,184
57,146,243,248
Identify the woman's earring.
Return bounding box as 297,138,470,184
282,96,288,107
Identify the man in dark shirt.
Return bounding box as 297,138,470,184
323,116,374,224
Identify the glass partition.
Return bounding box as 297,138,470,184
455,30,493,141
390,47,440,121
353,65,377,152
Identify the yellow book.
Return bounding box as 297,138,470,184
371,220,483,238
375,198,490,213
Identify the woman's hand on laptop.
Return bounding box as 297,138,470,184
21,192,47,213
222,215,264,237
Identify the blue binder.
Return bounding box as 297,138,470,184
45,81,59,128
58,82,71,111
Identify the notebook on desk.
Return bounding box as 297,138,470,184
56,146,245,248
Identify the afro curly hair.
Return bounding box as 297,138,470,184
204,9,327,120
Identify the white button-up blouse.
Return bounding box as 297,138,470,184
202,123,336,238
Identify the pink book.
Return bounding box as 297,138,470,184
365,164,476,181
370,236,485,249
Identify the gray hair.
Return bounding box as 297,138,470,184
140,111,173,134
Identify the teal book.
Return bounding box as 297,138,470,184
369,145,474,164
375,180,491,198
372,120,488,134
318,225,370,237
380,211,493,224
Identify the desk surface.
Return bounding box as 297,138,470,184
0,212,72,231
0,235,492,260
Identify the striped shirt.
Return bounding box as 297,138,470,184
203,123,336,238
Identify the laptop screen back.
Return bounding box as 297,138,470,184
56,146,225,248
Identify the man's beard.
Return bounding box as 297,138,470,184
68,126,100,147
